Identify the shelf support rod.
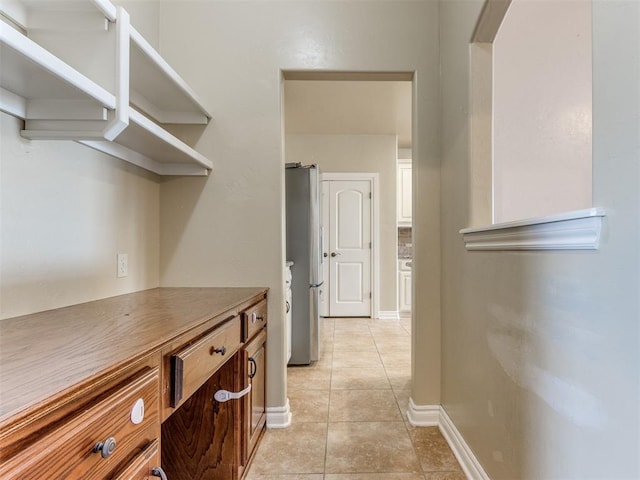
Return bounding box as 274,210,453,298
103,6,129,141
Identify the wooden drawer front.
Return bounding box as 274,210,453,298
0,368,160,480
170,316,241,407
111,439,161,480
243,300,267,341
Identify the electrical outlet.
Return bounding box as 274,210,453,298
117,253,128,278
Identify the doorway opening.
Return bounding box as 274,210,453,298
282,71,413,321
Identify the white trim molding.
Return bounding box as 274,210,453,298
439,408,491,480
406,398,440,426
266,399,292,429
377,310,400,320
408,399,490,480
460,208,606,251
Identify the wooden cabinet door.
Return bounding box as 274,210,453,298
242,328,267,467
162,357,240,480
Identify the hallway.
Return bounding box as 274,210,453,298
247,317,464,479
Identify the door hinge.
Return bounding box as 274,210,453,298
369,292,372,299
369,242,372,249
369,192,372,199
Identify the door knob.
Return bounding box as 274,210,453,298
331,252,341,257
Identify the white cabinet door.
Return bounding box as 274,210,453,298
399,270,412,313
397,161,412,226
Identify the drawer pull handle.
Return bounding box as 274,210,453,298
151,466,168,480
93,436,117,459
214,384,252,403
251,312,265,324
210,346,227,356
248,357,257,379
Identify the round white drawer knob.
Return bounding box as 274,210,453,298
130,398,145,424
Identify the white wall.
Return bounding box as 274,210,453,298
285,134,398,313
0,0,164,320
157,0,441,410
493,0,592,223
115,0,160,48
440,0,639,477
0,114,160,319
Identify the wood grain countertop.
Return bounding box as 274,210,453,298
0,287,267,425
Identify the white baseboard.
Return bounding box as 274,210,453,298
408,399,490,480
266,398,292,429
406,398,440,426
439,407,490,480
377,310,400,320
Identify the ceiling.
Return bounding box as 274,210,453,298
284,80,412,148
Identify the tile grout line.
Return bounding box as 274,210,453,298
374,318,427,479
323,316,335,477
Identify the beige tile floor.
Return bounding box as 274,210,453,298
246,317,465,480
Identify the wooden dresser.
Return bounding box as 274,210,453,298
0,287,268,480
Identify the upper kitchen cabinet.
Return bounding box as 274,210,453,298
0,0,213,176
397,160,412,226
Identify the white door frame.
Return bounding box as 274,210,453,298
322,172,380,318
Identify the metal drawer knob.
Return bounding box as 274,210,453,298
210,346,226,356
93,436,117,459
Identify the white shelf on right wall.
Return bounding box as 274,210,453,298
460,208,606,251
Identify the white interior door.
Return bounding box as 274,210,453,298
321,182,330,317
322,179,372,317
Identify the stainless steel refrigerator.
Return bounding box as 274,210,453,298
285,163,322,365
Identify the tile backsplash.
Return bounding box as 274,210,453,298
398,227,412,258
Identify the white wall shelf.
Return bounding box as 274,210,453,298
460,208,606,251
0,0,212,177
0,21,114,122
0,0,116,28
80,108,212,176
129,26,211,125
